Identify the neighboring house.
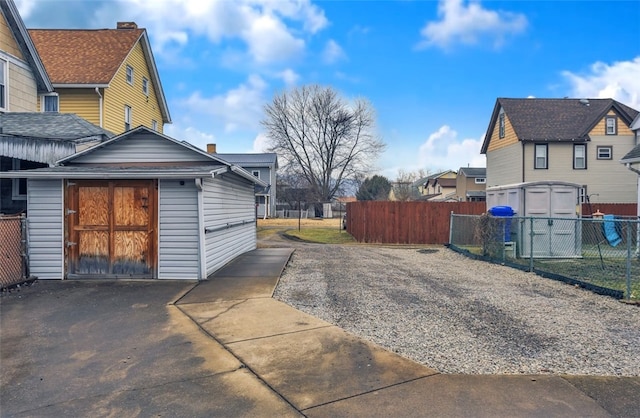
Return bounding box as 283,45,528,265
0,126,265,280
0,112,114,214
422,170,457,200
388,181,413,201
0,0,53,112
481,98,640,203
455,167,486,202
28,22,171,134
621,114,640,217
209,146,278,218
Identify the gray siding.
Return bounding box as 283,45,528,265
71,133,213,164
203,175,256,276
27,179,63,279
486,144,522,187
158,179,200,280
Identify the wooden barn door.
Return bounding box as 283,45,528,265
66,180,157,278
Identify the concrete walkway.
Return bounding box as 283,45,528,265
175,248,639,417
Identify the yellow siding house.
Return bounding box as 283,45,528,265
29,22,171,134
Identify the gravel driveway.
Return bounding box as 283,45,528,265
272,241,640,376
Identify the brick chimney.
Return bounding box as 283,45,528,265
207,143,217,154
117,22,138,29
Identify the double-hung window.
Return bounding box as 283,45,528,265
142,77,149,95
126,65,134,85
0,58,6,110
534,144,548,169
597,146,612,160
606,116,617,135
124,105,132,131
574,144,586,169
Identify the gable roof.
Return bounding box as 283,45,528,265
481,98,640,154
458,167,486,177
214,153,278,167
0,0,52,92
0,112,114,140
28,25,171,123
621,144,640,164
434,177,456,188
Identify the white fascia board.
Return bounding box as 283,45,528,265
230,165,268,186
52,83,109,88
0,170,221,179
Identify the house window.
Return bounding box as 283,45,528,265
605,116,617,135
597,146,612,160
0,58,6,110
498,112,505,139
573,144,586,169
11,159,43,200
475,177,486,184
534,144,548,169
252,170,260,179
41,94,59,112
124,105,132,131
142,77,149,95
126,65,134,85
151,120,158,131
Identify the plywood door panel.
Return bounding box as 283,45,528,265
66,180,157,278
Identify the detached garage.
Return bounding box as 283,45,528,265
1,126,265,280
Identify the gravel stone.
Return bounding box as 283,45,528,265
273,243,640,376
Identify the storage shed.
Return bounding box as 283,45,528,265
0,127,266,280
486,181,582,258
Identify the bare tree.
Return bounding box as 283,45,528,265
262,85,385,204
391,169,420,201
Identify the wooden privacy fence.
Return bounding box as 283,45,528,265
346,201,486,244
581,203,637,217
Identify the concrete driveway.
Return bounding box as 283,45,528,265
0,280,298,417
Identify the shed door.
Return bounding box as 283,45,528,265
66,180,157,278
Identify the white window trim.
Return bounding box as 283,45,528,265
124,105,132,130
151,120,158,131
574,144,586,169
475,177,486,184
605,116,617,135
535,144,548,169
597,146,613,160
126,65,134,85
0,58,7,111
40,93,59,112
142,77,149,95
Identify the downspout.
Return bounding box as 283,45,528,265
94,87,103,128
521,141,526,183
195,178,206,280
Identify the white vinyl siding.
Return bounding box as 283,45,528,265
70,133,215,164
27,179,64,279
202,175,256,276
485,143,522,187
158,179,200,280
535,144,548,169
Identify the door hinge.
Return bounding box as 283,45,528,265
66,241,77,247
66,208,77,215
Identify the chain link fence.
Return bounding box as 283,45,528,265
449,213,639,300
0,214,29,289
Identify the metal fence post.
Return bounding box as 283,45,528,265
529,217,534,272
627,220,632,300
449,211,454,245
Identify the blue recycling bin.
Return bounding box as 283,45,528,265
488,206,515,242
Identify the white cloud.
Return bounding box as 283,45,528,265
181,74,268,133
164,125,216,151
418,0,527,50
418,125,486,170
21,0,328,64
562,57,640,109
276,68,300,86
252,133,271,153
322,39,346,64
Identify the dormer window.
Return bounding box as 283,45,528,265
606,116,617,135
126,65,134,85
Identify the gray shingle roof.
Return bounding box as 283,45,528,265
481,98,640,153
621,144,640,163
214,153,278,167
0,112,114,140
458,167,486,177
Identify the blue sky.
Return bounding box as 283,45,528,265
17,0,640,180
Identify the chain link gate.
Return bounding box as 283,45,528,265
0,215,28,288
